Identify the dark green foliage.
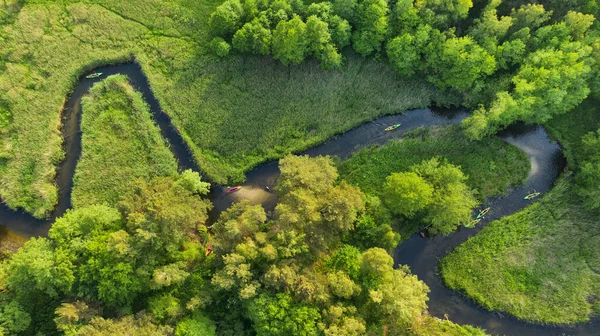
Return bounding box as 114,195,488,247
351,0,388,55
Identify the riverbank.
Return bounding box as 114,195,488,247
439,98,600,325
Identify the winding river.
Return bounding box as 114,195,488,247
0,63,598,335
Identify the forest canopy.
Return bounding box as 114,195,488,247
208,0,600,139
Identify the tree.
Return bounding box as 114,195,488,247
463,44,592,139
411,158,477,235
352,0,388,55
306,15,342,69
272,15,308,65
212,200,267,254
209,0,244,36
383,171,434,216
333,0,358,22
0,301,31,334
7,237,74,298
275,155,364,251
414,0,473,29
232,17,272,55
246,293,321,336
426,36,496,91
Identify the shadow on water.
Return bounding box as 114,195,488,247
0,63,597,335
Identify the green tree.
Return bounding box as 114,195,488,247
0,301,31,334
383,171,434,216
352,0,388,55
411,158,478,235
246,293,321,336
232,17,273,55
272,15,308,65
175,312,216,336
212,200,267,254
426,36,496,91
306,15,342,69
415,0,473,29
76,315,173,336
333,0,358,22
209,0,244,36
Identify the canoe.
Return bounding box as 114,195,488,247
226,186,242,194
476,207,490,219
384,123,401,131
86,72,103,79
524,192,541,200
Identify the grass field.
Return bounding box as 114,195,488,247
339,125,529,199
0,0,454,218
440,99,600,324
71,75,178,208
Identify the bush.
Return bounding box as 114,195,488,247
210,37,231,57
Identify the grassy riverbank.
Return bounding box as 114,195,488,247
0,0,454,218
440,99,600,324
339,125,529,200
72,75,178,208
0,226,26,258
441,176,600,324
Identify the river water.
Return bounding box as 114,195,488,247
0,63,597,335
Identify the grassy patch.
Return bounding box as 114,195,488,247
0,226,26,258
440,176,600,324
0,0,454,218
339,125,529,199
71,75,178,208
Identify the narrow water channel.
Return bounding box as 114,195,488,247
0,63,597,335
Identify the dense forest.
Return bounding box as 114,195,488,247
1,0,600,335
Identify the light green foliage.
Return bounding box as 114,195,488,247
272,15,308,65
441,177,600,323
414,0,473,29
509,4,552,34
232,17,272,55
7,237,74,298
246,293,321,336
210,37,231,57
72,75,179,209
412,157,478,235
327,244,362,279
306,15,342,69
76,315,173,336
426,36,496,91
275,155,365,251
54,301,98,335
175,313,216,336
383,171,433,216
464,43,592,139
333,0,358,21
351,0,388,55
212,200,267,253
209,0,244,36
149,293,183,322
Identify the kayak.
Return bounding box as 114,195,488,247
524,192,541,200
476,207,490,219
226,186,242,194
384,123,401,131
86,72,103,79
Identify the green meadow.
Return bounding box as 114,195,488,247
71,75,178,208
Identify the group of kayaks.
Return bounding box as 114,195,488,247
472,191,542,224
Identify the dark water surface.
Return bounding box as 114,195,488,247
0,63,597,335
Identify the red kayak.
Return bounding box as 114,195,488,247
226,186,242,194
